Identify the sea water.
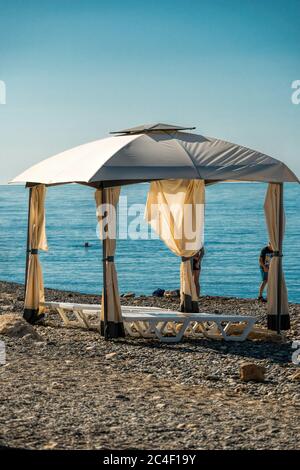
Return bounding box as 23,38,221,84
0,183,299,302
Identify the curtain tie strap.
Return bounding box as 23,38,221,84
29,249,39,255
273,251,283,257
103,256,114,262
181,256,191,262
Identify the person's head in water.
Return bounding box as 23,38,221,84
84,242,90,248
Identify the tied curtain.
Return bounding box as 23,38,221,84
95,187,125,338
264,183,290,330
145,179,205,312
24,185,48,324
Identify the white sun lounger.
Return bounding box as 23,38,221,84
122,311,256,343
41,302,162,330
41,301,101,329
41,301,256,342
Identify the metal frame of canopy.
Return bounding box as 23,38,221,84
24,181,112,338
23,179,286,337
16,124,298,337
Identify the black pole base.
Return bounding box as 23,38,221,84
100,321,125,339
267,314,290,331
180,294,199,313
23,309,45,325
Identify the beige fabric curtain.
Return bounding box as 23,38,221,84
145,179,205,312
24,185,48,324
95,187,124,337
264,183,290,331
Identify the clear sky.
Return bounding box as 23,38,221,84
0,0,299,183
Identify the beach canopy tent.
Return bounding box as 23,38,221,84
11,123,299,338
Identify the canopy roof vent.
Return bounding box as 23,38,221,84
110,123,196,135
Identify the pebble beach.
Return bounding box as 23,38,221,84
0,280,299,450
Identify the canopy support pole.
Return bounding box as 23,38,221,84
24,187,32,299
101,183,109,340
276,183,283,334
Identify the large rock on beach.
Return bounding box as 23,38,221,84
240,362,266,382
164,289,180,298
0,314,43,341
122,292,135,298
226,324,284,342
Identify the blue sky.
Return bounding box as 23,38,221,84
0,0,299,183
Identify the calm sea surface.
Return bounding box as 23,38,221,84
0,183,299,302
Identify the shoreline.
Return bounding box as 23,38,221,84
1,279,299,332
2,278,299,304
0,280,299,450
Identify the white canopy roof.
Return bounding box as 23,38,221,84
11,124,299,186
